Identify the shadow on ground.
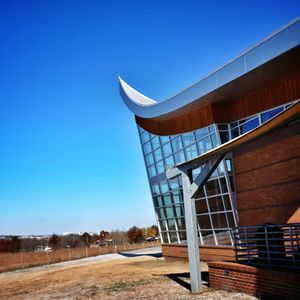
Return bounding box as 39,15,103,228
117,251,162,258
165,272,209,292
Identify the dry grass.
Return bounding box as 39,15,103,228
0,241,159,273
0,255,257,300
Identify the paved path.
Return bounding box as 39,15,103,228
0,247,162,278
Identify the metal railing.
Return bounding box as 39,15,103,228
232,223,300,269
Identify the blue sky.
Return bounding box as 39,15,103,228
0,1,299,235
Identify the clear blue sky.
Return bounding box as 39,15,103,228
0,1,299,235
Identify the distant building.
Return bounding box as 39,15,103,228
119,18,300,260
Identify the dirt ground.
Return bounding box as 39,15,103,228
0,254,257,300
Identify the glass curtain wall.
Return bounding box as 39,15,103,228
138,101,296,246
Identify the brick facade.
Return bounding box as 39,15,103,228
233,120,300,226
208,261,300,300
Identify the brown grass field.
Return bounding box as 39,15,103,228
0,241,159,273
0,253,257,299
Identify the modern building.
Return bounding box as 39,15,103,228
119,18,300,262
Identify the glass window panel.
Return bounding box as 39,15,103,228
226,212,235,227
171,136,183,152
176,218,186,230
160,136,169,144
261,107,284,123
165,207,174,219
169,232,178,243
205,179,221,196
160,181,169,194
219,177,228,193
195,127,209,140
231,128,239,139
156,161,165,174
174,150,185,164
208,196,224,212
148,165,156,178
173,190,182,204
151,136,160,149
157,208,166,219
159,221,167,232
185,144,198,160
223,195,232,211
219,131,229,144
160,231,168,243
167,219,176,231
145,153,154,166
211,133,219,147
218,124,228,130
178,231,187,242
182,132,195,147
210,168,218,178
218,162,225,176
156,196,164,207
198,215,211,229
201,230,215,245
195,199,208,214
140,131,150,143
143,141,152,155
165,155,174,166
230,122,238,129
163,193,172,206
153,197,159,208
174,205,184,217
151,184,160,196
225,159,232,173
240,117,259,134
162,142,172,157
153,148,162,162
215,230,232,245
208,125,216,133
169,177,179,190
197,136,213,154
211,213,228,229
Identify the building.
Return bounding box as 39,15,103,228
119,18,300,262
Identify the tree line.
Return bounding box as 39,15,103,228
0,225,159,253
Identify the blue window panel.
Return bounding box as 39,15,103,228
210,133,219,147
151,184,160,196
174,150,185,164
156,160,165,174
182,132,195,147
165,155,174,166
240,117,259,134
171,136,183,152
160,136,170,144
169,177,179,190
145,153,154,166
197,136,213,154
261,107,284,123
151,136,160,150
195,127,209,140
160,180,169,194
185,144,198,160
165,207,174,218
162,142,172,157
153,148,163,162
148,165,157,178
140,131,150,143
143,141,152,155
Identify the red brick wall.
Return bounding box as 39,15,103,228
162,244,235,261
233,120,300,226
208,261,300,300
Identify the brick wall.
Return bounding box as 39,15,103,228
233,120,300,226
208,261,300,300
162,244,235,261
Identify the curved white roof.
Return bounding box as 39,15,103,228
119,17,300,119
